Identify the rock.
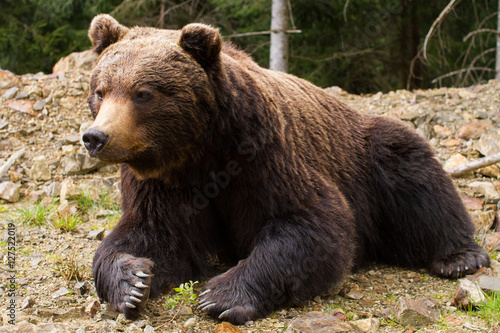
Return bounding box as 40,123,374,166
28,156,51,181
469,181,500,200
28,189,45,202
477,275,500,293
64,152,107,175
184,317,197,328
351,318,380,333
53,50,98,73
392,297,440,327
440,139,460,147
0,181,21,202
87,228,105,240
345,290,364,300
2,86,18,99
477,165,500,178
287,311,361,333
476,133,500,157
8,170,22,183
451,278,487,309
490,259,500,277
33,99,46,111
455,120,493,140
84,299,100,318
21,296,35,310
59,179,81,202
144,325,155,333
433,124,452,138
74,281,91,295
62,144,78,155
5,99,35,115
461,196,484,210
214,322,246,333
43,181,62,197
64,134,81,145
458,90,477,99
443,154,473,177
51,287,71,298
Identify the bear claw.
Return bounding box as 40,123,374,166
125,302,136,309
135,271,150,278
131,290,144,297
130,296,142,303
135,281,148,288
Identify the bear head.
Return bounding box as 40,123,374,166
83,14,223,179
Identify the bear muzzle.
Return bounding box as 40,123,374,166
82,128,109,157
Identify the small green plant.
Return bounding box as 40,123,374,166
0,206,7,213
53,214,83,232
165,281,199,309
98,191,120,211
16,202,53,226
473,291,500,325
77,191,95,214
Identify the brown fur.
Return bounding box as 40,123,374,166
84,15,489,325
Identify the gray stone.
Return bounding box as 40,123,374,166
28,156,51,181
64,134,81,145
43,181,62,197
392,297,440,327
287,311,362,333
477,275,500,293
15,91,29,99
87,228,105,241
184,317,197,328
21,296,35,309
144,325,155,333
476,133,500,157
59,179,81,202
451,278,487,309
74,281,91,295
51,287,71,298
0,181,21,202
2,87,18,99
351,318,380,333
33,99,46,111
64,153,107,175
469,181,500,200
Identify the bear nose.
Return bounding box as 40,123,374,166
82,129,109,157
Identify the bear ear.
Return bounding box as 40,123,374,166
179,23,222,68
89,14,129,55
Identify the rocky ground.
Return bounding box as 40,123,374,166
1,55,500,332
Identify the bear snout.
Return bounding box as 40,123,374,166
82,128,109,157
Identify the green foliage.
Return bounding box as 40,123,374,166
0,0,122,74
472,292,500,325
77,191,96,214
1,0,498,92
165,280,198,309
53,214,83,232
16,201,53,226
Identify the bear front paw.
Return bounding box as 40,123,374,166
95,254,154,319
198,273,263,325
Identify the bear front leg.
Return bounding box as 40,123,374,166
199,205,355,324
93,245,153,319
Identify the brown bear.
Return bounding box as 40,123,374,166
83,14,489,325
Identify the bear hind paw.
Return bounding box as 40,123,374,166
430,245,490,279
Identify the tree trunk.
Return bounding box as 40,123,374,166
496,0,500,79
270,0,289,72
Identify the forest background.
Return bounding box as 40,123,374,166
0,0,498,94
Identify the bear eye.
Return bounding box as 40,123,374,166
135,91,152,103
95,90,103,101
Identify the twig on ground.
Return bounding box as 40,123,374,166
447,152,500,178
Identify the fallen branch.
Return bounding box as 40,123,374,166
0,149,25,180
447,152,500,178
422,0,461,60
463,28,500,42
